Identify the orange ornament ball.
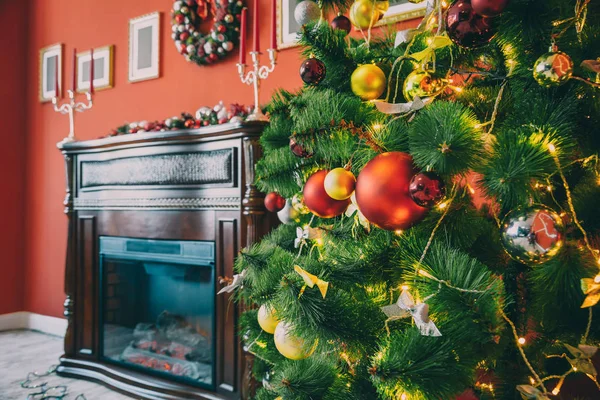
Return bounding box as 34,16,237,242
355,152,427,230
303,170,350,218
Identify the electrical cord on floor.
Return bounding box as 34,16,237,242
20,365,87,400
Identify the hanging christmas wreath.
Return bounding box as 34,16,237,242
171,0,244,66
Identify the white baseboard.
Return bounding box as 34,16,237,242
0,312,67,337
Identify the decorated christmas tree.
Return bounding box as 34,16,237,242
221,0,600,398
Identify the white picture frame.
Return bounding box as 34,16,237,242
378,0,427,26
277,0,303,49
129,12,160,83
77,45,114,93
39,43,63,102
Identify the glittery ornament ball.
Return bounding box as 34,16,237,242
300,58,326,85
500,205,564,264
533,51,574,87
294,0,320,26
446,0,495,48
409,172,446,208
403,70,445,101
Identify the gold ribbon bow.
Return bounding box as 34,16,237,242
516,385,550,399
409,35,453,65
294,265,329,299
580,276,600,308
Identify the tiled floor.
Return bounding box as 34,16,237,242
0,330,133,400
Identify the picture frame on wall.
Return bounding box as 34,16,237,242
39,43,63,102
77,45,114,93
129,12,160,83
276,1,427,49
277,0,303,49
378,0,428,26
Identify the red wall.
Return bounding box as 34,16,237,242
20,0,417,318
0,0,28,315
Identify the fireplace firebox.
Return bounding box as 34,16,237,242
100,237,216,388
56,122,274,400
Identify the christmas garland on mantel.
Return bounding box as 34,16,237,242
105,102,251,137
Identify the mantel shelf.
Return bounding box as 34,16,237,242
58,121,268,153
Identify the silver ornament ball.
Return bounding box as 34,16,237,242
294,0,321,26
500,205,564,264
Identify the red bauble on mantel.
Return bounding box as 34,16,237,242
471,0,509,17
303,170,350,218
355,152,427,231
264,192,286,213
446,0,495,48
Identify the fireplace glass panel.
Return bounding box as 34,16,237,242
100,237,215,388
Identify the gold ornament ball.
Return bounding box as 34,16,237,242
351,64,387,101
324,168,356,200
257,304,280,334
292,193,311,215
375,0,390,13
533,51,574,88
274,321,317,360
403,70,445,101
349,0,388,29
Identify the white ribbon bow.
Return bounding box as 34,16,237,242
516,385,550,400
294,226,322,248
375,96,430,116
217,269,247,295
381,289,442,337
345,196,369,230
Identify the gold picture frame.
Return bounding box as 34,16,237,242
76,45,115,93
377,0,427,26
39,43,63,102
276,1,426,50
129,12,161,83
277,0,303,50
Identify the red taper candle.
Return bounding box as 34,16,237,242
54,56,59,97
71,48,77,91
89,48,94,95
270,0,277,50
252,0,259,52
239,8,247,64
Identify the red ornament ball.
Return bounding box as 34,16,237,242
471,0,509,17
409,172,446,208
303,170,350,218
355,152,427,230
331,15,352,35
300,58,326,85
264,192,286,213
446,0,495,48
290,137,313,158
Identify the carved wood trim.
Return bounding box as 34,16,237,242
241,137,266,246
80,150,235,189
73,197,241,210
63,154,77,357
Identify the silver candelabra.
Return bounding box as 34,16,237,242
237,49,278,122
53,90,93,146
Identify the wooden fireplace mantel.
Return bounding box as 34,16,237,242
56,121,273,400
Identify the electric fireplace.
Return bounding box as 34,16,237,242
56,122,275,400
99,237,216,389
